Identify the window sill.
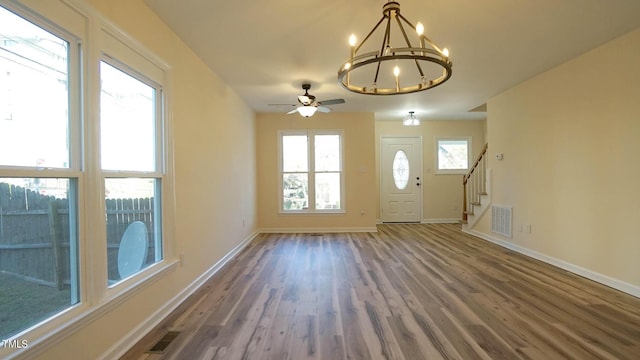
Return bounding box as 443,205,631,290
104,259,179,302
435,170,468,175
279,210,347,215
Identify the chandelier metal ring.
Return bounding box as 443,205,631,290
338,50,452,95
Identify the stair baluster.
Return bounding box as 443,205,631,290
462,143,488,223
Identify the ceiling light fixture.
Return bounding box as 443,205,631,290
337,1,452,95
403,111,420,126
296,105,318,118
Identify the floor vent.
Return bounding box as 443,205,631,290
491,205,512,238
147,331,180,354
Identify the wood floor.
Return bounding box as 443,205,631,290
121,224,640,360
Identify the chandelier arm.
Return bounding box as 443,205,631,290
355,17,386,54
397,13,446,55
395,14,425,77
420,33,443,53
374,15,393,85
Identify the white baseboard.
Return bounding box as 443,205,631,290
464,229,640,299
100,231,259,360
375,219,461,225
258,227,377,233
422,218,461,224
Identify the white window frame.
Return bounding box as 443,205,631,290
98,57,165,288
0,0,84,348
435,137,472,175
278,129,345,214
0,1,176,357
96,19,175,300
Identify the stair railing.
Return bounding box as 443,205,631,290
462,143,488,223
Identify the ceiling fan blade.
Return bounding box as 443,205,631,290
317,106,331,113
269,103,296,107
318,98,345,106
287,108,298,115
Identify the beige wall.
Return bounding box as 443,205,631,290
256,112,377,231
475,27,640,290
24,0,257,359
375,120,486,222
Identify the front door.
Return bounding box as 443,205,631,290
381,137,422,223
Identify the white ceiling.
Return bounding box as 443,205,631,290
143,0,640,121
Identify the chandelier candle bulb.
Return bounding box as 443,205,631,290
394,66,400,92
416,22,426,49
349,34,357,47
349,34,356,57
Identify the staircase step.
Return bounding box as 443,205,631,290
471,202,481,206
464,210,474,216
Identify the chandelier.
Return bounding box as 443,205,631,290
403,111,420,126
337,1,452,95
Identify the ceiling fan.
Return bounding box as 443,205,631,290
286,84,345,117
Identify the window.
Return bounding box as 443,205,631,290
279,130,344,212
0,1,173,348
100,61,164,285
0,6,79,339
392,150,410,190
436,137,472,174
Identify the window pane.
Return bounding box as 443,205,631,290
0,178,78,339
315,135,340,172
438,140,469,170
315,172,341,210
0,7,70,168
283,173,308,210
282,135,308,172
105,178,161,285
100,61,156,171
392,150,409,190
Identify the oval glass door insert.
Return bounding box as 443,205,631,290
392,150,410,190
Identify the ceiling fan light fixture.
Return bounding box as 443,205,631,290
337,1,453,95
403,111,420,126
297,105,318,118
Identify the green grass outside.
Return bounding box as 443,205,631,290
0,272,71,340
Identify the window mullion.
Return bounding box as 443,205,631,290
308,132,315,212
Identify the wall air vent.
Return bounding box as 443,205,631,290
491,205,512,238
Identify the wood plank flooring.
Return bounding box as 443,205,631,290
121,224,640,359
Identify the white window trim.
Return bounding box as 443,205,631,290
278,129,345,214
94,8,176,299
435,136,472,175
